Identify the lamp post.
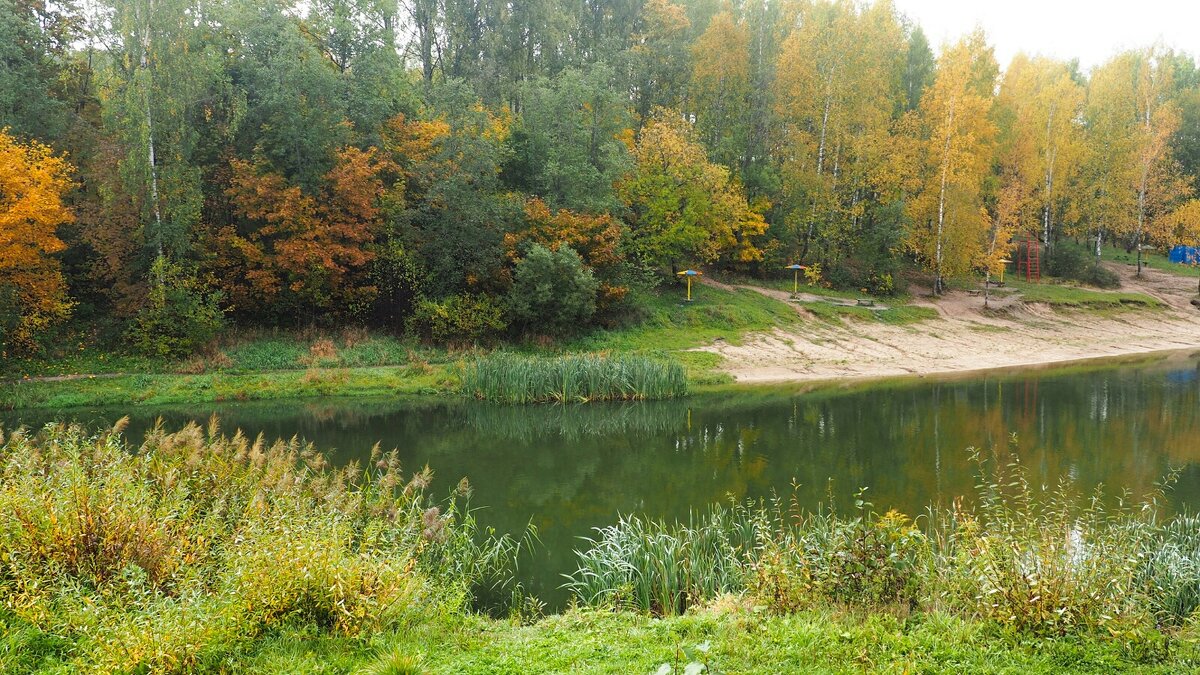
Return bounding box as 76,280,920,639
677,269,702,302
784,264,807,296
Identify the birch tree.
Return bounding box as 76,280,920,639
1082,48,1191,274
995,54,1085,250
901,30,997,294
774,0,905,264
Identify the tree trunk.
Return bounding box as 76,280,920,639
934,97,957,295
140,0,163,283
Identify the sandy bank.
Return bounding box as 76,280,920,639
696,264,1200,383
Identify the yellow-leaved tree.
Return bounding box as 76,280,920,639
995,54,1086,250
0,130,74,353
900,30,998,294
774,0,906,263
619,112,767,270
689,10,751,168
1082,48,1193,273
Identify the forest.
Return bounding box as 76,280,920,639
4,0,1200,358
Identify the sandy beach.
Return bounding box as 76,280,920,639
696,264,1200,383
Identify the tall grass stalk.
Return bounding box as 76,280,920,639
461,353,687,404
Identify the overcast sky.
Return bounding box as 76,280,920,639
892,0,1198,72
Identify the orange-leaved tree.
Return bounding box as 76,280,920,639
218,146,393,321
0,129,74,353
506,198,628,310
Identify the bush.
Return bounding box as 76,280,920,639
406,294,507,347
126,257,224,358
1045,245,1121,289
507,244,599,336
0,419,517,673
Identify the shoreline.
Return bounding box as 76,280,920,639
5,343,1197,413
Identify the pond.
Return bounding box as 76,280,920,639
5,351,1200,608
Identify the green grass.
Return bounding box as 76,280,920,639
213,606,1198,674
727,274,883,301
1,331,437,378
460,353,687,404
1007,280,1163,308
569,284,802,353
799,301,939,325
0,365,454,410
1105,246,1200,278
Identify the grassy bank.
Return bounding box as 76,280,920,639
1,365,455,410
2,284,788,409
3,421,1199,673
1005,280,1164,308
1,274,1184,411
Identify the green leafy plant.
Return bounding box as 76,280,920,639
406,294,507,347
126,257,225,358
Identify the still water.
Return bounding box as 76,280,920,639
5,352,1200,606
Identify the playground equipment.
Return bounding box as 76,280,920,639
1016,233,1041,282
677,269,702,301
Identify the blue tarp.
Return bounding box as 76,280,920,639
1169,246,1200,265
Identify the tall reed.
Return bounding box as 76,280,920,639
0,419,518,673
460,353,687,404
565,447,1200,640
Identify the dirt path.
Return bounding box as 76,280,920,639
696,266,1200,383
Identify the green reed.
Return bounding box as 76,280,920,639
460,353,688,404
564,447,1200,641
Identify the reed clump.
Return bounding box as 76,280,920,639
460,353,687,404
0,420,516,674
564,444,1200,647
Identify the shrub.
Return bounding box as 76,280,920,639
126,257,225,359
1045,245,1121,289
406,294,507,347
460,353,688,403
0,419,517,672
507,244,599,336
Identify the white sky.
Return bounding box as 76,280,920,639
892,0,1199,72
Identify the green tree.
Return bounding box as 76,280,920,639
508,244,599,336
619,112,767,270
504,66,632,214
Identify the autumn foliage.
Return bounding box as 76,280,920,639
217,147,392,320
507,198,628,308
0,129,73,353
619,114,767,269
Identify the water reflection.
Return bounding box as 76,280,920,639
4,353,1200,607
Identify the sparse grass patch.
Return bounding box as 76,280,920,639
1009,280,1163,308
1,366,455,410
798,301,937,325
572,285,801,354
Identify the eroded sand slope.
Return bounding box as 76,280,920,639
697,265,1200,383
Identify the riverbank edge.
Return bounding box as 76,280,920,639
4,344,1198,412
